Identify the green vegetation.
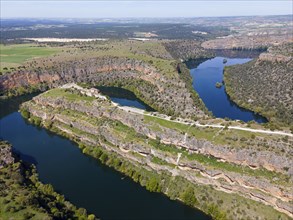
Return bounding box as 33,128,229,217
178,62,210,116
2,17,293,220
0,142,96,220
47,128,293,220
224,45,293,127
215,82,223,88
182,151,290,186
144,115,216,141
3,83,48,98
19,99,292,220
163,40,214,61
0,41,208,118
148,135,290,186
181,187,198,207
21,90,291,186
144,113,291,155
0,22,231,43
0,44,60,72
151,156,176,168
43,88,96,102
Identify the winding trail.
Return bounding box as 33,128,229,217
62,84,293,138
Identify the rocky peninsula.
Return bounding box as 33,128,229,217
20,85,293,219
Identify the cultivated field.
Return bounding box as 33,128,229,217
0,44,60,72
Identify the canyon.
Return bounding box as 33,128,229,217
19,85,293,219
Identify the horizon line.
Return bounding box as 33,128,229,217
1,14,292,19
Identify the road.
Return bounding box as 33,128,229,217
118,105,293,137
63,84,293,138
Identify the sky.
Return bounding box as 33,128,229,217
1,0,292,18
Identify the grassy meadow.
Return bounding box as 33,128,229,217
0,44,60,72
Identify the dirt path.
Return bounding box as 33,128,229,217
63,84,293,137
117,105,293,137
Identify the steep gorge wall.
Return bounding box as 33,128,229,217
0,57,160,91
163,40,214,61
21,91,293,218
32,95,293,176
0,57,205,118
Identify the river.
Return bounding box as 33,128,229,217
189,57,267,123
0,96,211,220
97,86,155,111
0,56,266,220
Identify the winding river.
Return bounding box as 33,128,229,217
0,56,268,220
190,57,267,123
0,96,210,220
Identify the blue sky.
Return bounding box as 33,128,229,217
1,1,292,18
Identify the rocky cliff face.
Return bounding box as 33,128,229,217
0,141,14,168
0,56,205,119
259,43,293,62
0,57,158,91
163,40,214,61
202,35,292,50
20,87,293,219
259,53,292,62
31,94,292,175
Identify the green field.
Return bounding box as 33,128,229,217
0,44,60,72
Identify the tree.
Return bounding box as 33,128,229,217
181,186,197,207
88,214,96,220
100,153,108,163
146,177,160,192
207,204,227,220
21,109,30,119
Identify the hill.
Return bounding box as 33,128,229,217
224,43,293,126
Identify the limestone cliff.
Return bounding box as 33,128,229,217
0,56,205,119
0,141,14,168
20,86,293,219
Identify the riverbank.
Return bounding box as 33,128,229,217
223,43,293,127
19,86,293,219
189,57,268,123
0,141,96,220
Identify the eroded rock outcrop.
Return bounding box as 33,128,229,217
163,40,214,61
0,141,14,168
20,87,293,218
0,56,205,119
31,94,292,175
202,35,292,50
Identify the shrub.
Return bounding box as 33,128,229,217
21,109,30,119
181,186,198,207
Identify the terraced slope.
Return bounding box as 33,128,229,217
224,43,293,126
20,86,293,220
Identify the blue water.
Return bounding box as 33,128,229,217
190,57,267,123
0,98,210,220
97,86,154,111
111,97,147,110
